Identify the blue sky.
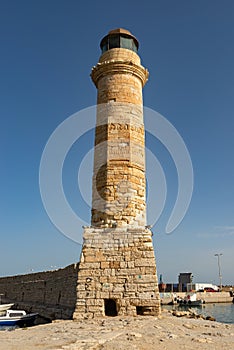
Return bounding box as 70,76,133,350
1,0,233,285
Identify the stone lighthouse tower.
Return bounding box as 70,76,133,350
74,29,161,318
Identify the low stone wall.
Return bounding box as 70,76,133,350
160,292,233,305
197,291,233,303
0,263,79,320
173,291,233,303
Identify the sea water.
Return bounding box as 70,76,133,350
163,303,234,324
199,303,234,324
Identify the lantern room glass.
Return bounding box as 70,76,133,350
101,34,138,54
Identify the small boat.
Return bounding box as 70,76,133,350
0,303,14,312
0,309,38,327
178,299,204,306
177,292,204,307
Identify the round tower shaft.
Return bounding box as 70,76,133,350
91,29,149,228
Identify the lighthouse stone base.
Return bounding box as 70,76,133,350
73,227,161,319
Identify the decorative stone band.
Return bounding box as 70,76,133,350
91,60,149,88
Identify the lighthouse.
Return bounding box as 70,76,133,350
74,29,161,318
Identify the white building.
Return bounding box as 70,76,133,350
187,283,219,292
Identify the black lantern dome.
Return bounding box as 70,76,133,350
100,28,139,54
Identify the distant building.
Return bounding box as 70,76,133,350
178,272,193,292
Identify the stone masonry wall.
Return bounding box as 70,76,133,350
90,46,148,228
91,103,146,228
74,227,160,319
0,263,79,320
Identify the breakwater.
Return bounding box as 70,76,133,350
0,263,79,320
196,291,233,303
161,292,233,305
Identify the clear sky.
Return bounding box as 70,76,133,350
1,0,233,285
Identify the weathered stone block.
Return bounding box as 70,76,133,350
109,261,120,269
97,291,110,299
100,261,110,269
79,262,101,270
134,258,156,267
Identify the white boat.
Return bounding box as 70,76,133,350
0,303,14,312
177,292,204,307
0,309,38,327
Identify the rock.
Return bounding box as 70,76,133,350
131,332,142,338
153,325,162,330
172,310,190,317
206,316,216,321
168,333,178,339
216,332,223,337
126,332,142,340
183,323,195,330
188,308,197,315
192,337,213,343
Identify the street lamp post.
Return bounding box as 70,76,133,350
214,253,223,291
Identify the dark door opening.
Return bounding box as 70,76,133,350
136,306,144,315
104,299,118,316
136,306,152,315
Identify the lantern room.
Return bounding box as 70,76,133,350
100,28,139,54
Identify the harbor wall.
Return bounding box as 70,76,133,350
176,291,233,303
0,263,79,320
160,292,233,305
196,291,233,303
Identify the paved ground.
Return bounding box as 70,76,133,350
0,309,233,349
